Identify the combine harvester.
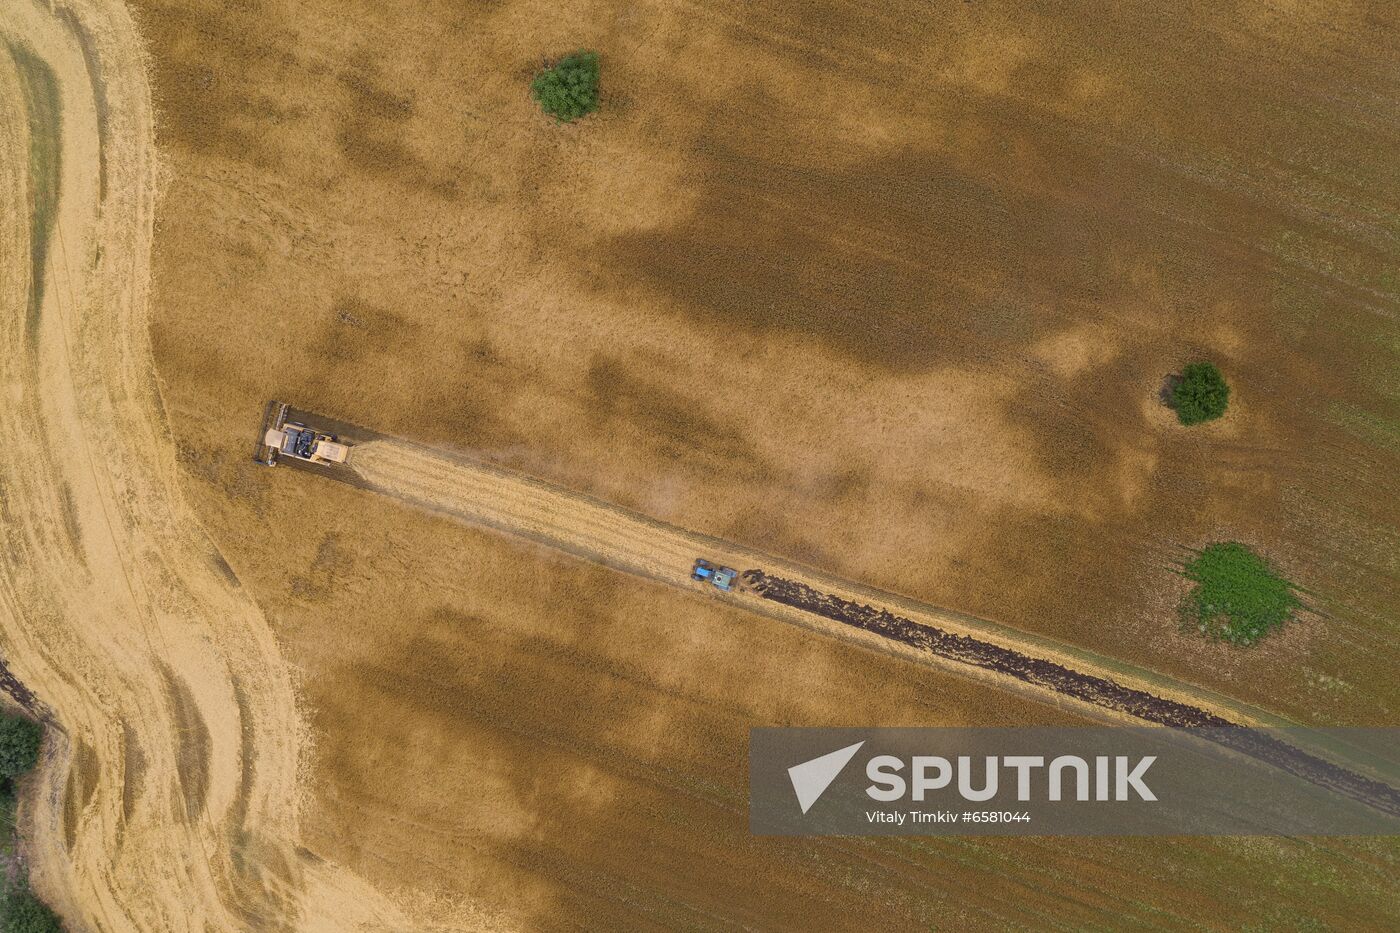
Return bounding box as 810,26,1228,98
255,402,352,467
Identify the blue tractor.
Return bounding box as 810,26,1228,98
691,559,738,592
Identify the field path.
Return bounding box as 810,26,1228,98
351,439,1294,729
351,438,1400,806
350,437,1271,717
0,2,440,929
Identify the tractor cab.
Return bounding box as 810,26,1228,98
692,559,738,592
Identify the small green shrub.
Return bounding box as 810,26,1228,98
0,713,58,930
1171,361,1230,425
0,887,64,933
0,716,40,782
1181,543,1300,646
531,51,600,122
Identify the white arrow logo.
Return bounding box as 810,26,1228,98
788,741,865,814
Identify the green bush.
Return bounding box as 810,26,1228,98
1181,543,1300,646
0,714,57,931
0,716,40,782
1171,361,1230,425
531,51,600,122
0,887,63,933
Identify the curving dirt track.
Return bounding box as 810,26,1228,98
0,2,440,929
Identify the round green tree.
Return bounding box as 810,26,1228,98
0,714,41,781
1171,361,1230,425
531,51,600,123
1181,542,1300,646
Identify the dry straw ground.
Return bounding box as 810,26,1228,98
2,0,1398,928
0,0,431,928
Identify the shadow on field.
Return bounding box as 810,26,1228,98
606,83,1275,375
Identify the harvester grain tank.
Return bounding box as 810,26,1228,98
263,423,349,465
255,402,352,467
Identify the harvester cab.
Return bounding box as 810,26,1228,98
262,423,350,466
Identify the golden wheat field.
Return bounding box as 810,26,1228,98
1,0,1398,928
